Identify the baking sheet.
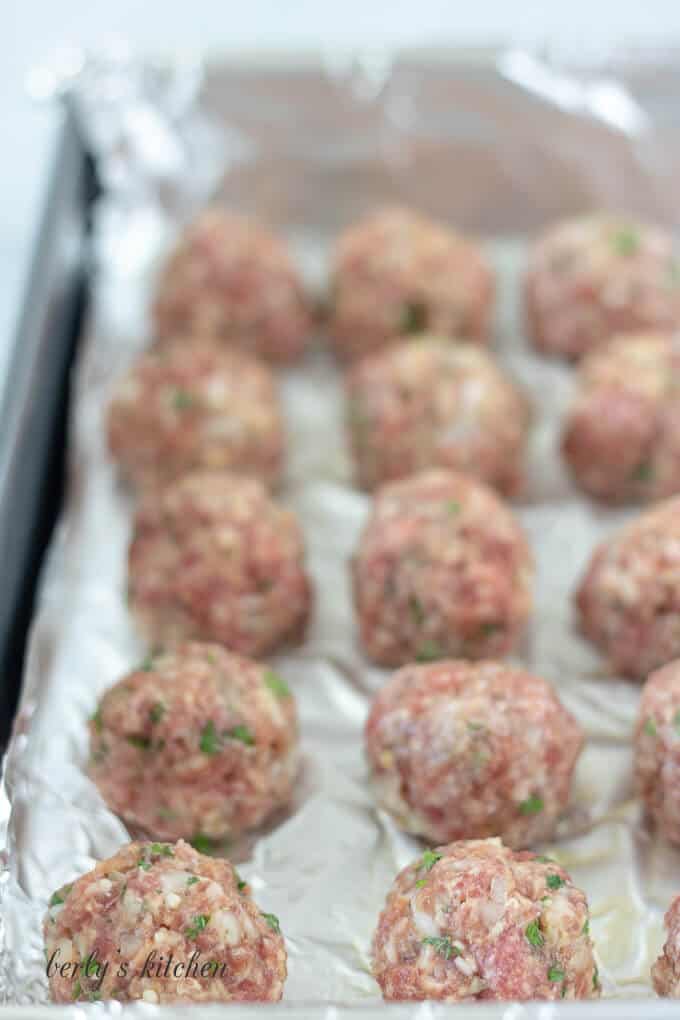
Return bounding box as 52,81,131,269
2,47,680,1016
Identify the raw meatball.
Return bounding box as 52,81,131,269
43,839,286,1004
525,213,680,360
107,339,285,490
329,207,494,362
653,895,680,997
353,470,532,666
346,338,529,495
634,659,680,845
127,472,311,657
89,642,298,842
365,661,583,847
576,497,680,679
153,209,311,364
562,332,680,503
372,838,599,1002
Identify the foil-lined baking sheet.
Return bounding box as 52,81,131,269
2,47,680,1018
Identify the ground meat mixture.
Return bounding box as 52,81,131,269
352,470,533,666
127,471,311,657
562,332,680,504
653,894,680,997
44,839,286,1003
372,838,599,1002
346,338,529,495
634,659,680,845
89,642,298,842
365,661,583,847
329,207,494,362
153,208,312,364
524,213,680,359
107,339,285,491
576,496,680,679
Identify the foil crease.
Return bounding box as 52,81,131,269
3,46,680,1017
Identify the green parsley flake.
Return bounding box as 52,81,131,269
582,919,590,936
546,874,565,890
446,500,461,515
185,914,210,939
422,935,459,960
199,720,221,755
400,300,429,334
90,709,103,733
674,710,680,736
416,639,443,662
548,965,566,983
149,843,174,858
644,717,658,737
261,912,281,934
139,655,155,672
149,702,165,724
187,876,200,886
409,594,425,626
420,849,442,872
525,920,544,948
593,965,600,990
480,621,501,638
612,226,639,256
631,460,653,483
229,725,255,746
126,734,151,750
173,389,195,410
535,855,554,863
519,794,544,815
264,670,290,698
190,833,214,854
415,878,427,889
72,980,82,1000
137,844,173,871
49,886,71,908
200,719,254,752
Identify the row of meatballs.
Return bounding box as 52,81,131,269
153,203,680,367
85,640,680,858
123,465,680,681
110,204,680,505
42,834,680,1002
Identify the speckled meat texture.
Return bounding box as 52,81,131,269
127,471,311,657
652,895,680,997
89,642,298,842
43,839,286,1004
346,338,529,495
365,661,583,847
153,208,312,364
524,213,680,360
576,497,680,679
329,207,494,362
352,470,533,667
372,838,600,1002
563,332,680,503
107,339,285,490
634,659,680,846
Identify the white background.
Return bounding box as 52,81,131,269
3,0,680,382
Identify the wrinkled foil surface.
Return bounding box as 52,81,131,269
2,46,680,1018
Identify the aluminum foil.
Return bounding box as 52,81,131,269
2,46,680,1019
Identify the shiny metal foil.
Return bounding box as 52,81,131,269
2,46,680,1018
